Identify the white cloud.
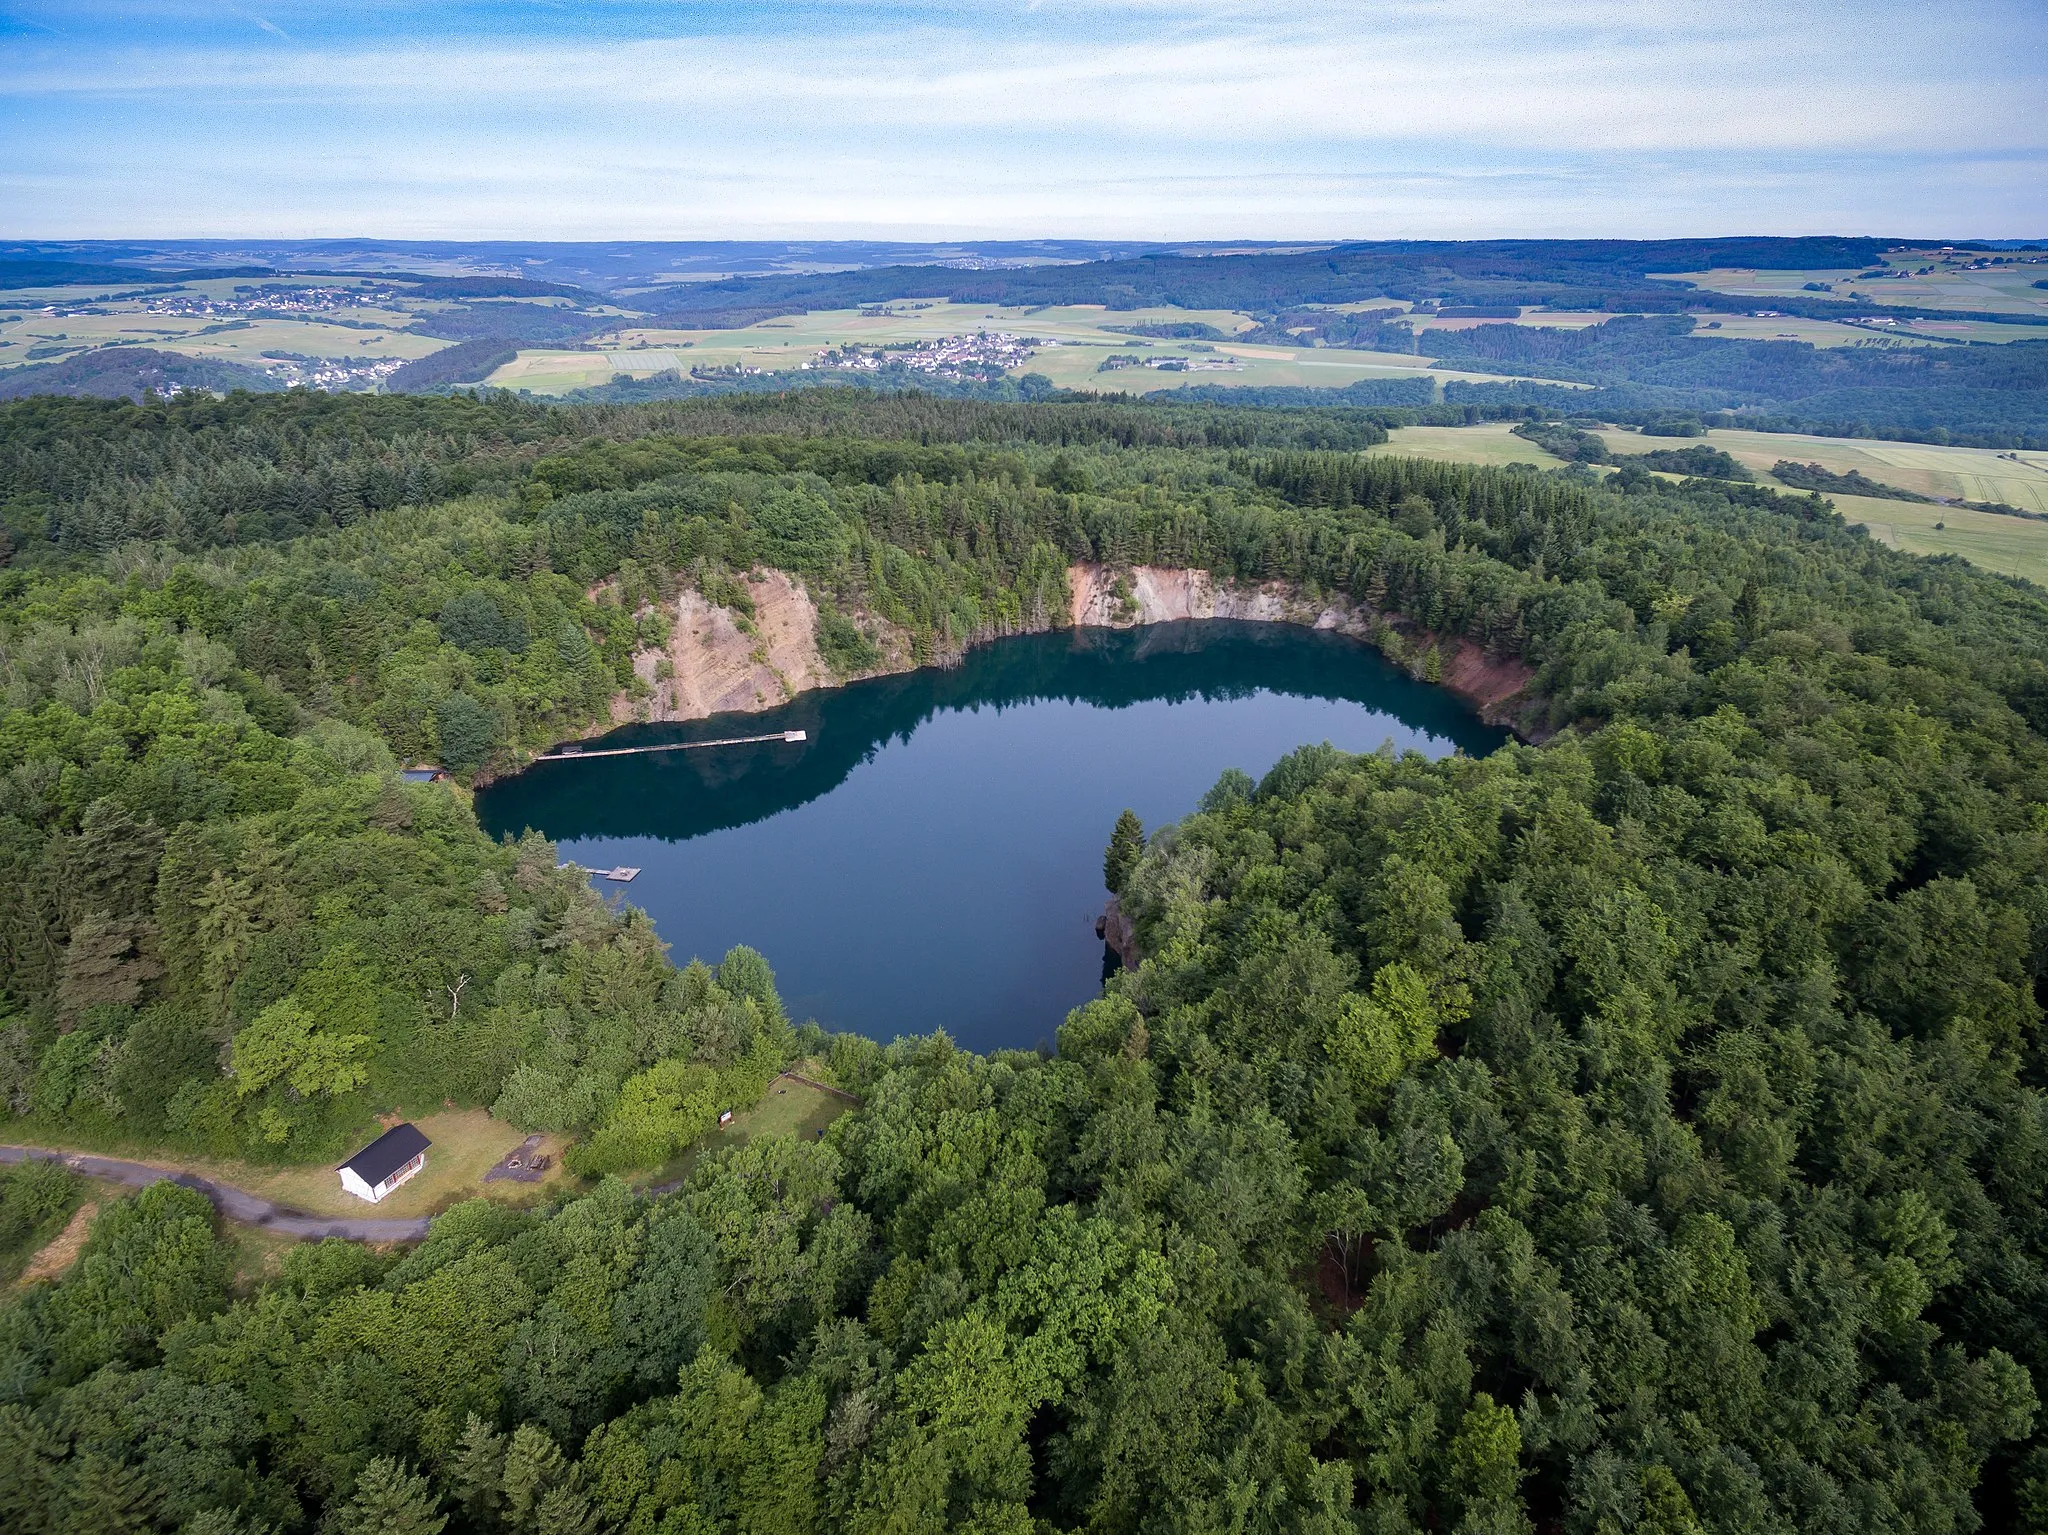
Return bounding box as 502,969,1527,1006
1,0,2040,236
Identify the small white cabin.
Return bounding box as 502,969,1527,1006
339,1123,432,1204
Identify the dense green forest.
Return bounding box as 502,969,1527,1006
3,388,2048,1533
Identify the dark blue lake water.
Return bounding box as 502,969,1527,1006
475,621,1506,1051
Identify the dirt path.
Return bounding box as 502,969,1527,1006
0,1146,430,1243
19,1200,97,1284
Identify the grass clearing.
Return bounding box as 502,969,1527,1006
227,1224,305,1294
1371,422,1570,469
170,1109,574,1220
628,1073,855,1190
1829,494,2048,585
1583,427,2048,516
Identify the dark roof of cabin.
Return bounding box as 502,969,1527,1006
341,1123,431,1186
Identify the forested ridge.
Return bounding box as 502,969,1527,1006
2,389,2048,1534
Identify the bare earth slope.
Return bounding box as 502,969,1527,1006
615,570,834,725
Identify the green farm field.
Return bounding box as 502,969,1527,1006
0,276,447,372
484,300,1513,396
1832,493,2048,585
1656,254,2048,321
1586,427,2048,515
1370,422,2048,585
1370,422,1570,468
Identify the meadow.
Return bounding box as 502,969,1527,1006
1657,250,2048,321
1370,421,1570,468
1374,421,2048,584
0,275,449,374
481,299,1509,395
1585,426,2048,515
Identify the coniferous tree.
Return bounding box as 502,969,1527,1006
1103,809,1144,896
332,1459,445,1535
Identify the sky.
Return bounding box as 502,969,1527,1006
2,0,2044,241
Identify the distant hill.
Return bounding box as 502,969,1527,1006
0,258,274,289
0,346,282,400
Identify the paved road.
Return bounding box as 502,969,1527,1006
0,1145,430,1242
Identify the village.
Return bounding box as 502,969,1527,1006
805,329,1050,381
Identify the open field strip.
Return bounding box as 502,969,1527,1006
0,304,444,369
1370,422,1570,468
1584,427,2048,515
1828,493,2048,585
1685,313,1945,347
1372,423,2048,584
1655,261,2048,318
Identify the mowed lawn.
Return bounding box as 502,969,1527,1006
1652,260,2048,318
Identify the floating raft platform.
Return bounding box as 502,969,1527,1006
536,729,806,762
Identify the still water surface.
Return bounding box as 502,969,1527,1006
476,621,1506,1051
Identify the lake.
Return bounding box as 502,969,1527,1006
475,620,1508,1051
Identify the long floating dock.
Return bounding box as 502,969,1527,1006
534,729,806,762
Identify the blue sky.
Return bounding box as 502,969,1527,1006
3,0,2043,239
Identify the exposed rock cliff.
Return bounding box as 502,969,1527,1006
613,571,832,726
602,561,1537,736
1067,563,1537,731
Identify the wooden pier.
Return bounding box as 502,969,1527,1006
535,729,806,762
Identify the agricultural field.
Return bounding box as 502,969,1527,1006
1831,492,2048,585
1370,421,1570,469
483,299,1510,396
1683,313,1947,348
1369,421,2048,585
1584,426,2048,515
1656,250,2048,320
0,274,454,389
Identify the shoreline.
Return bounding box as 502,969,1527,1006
511,563,1543,780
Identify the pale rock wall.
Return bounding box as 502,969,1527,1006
1067,562,1536,728
613,570,833,725
599,562,1538,737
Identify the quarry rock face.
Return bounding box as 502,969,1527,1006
611,562,1537,736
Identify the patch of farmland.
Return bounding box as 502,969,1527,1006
1831,492,2048,586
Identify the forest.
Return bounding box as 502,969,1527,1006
1,387,2047,1533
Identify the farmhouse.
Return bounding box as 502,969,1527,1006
339,1123,431,1203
